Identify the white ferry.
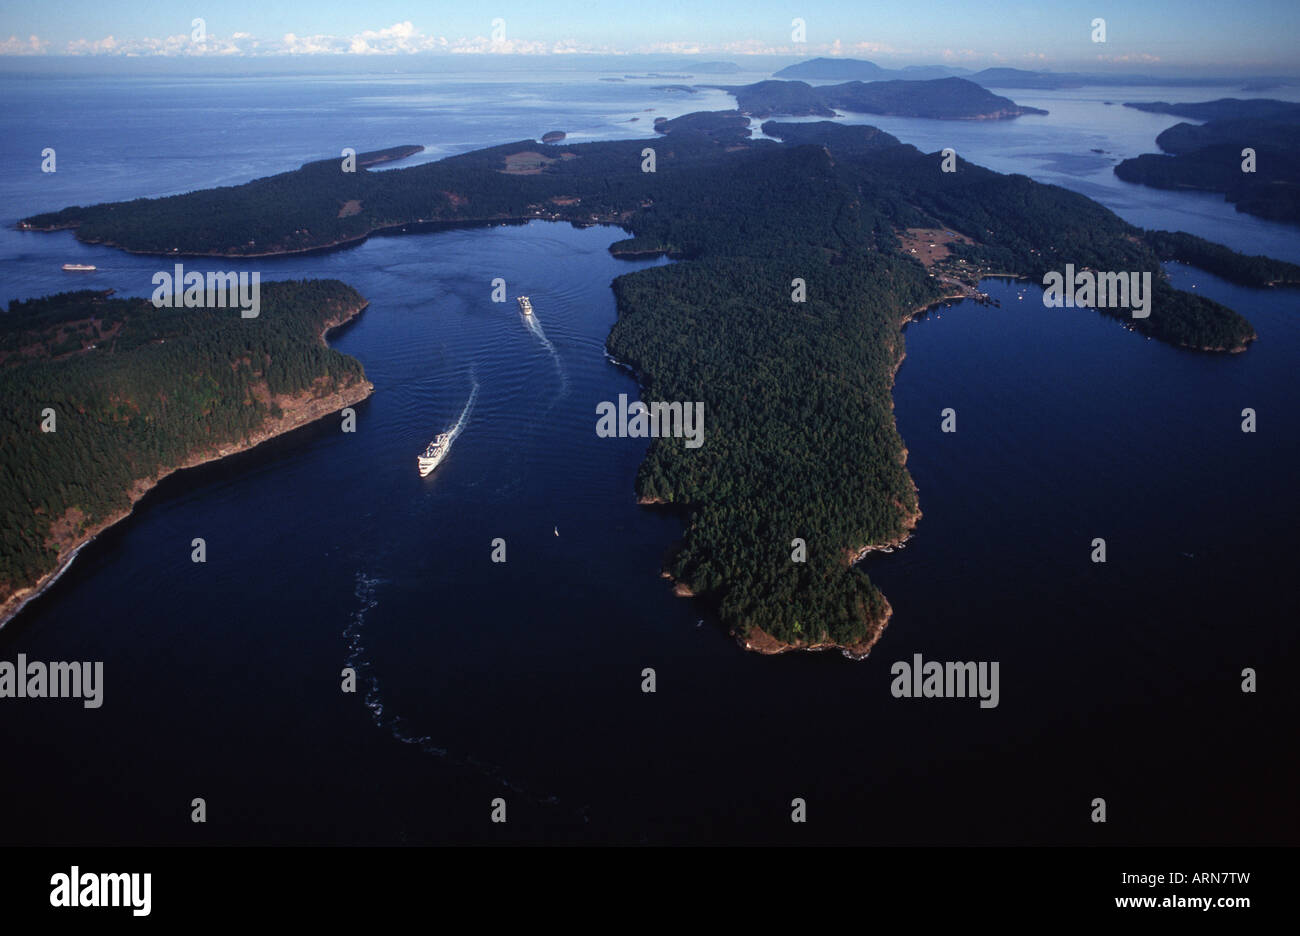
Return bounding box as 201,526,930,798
418,431,452,477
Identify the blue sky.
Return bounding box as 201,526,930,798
2,1,1297,68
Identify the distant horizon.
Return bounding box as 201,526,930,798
0,52,1296,82
2,1,1298,71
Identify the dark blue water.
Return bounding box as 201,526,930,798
0,70,1296,844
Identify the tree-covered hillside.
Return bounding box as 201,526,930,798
1115,101,1300,224
0,281,368,600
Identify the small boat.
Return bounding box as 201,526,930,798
62,263,96,272
554,526,559,536
517,296,534,316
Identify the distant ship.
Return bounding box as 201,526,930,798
418,430,452,477
517,295,534,316
61,263,96,272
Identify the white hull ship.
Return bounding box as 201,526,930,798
517,295,533,315
61,263,96,272
418,430,452,477
418,383,477,476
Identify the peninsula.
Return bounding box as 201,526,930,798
0,281,371,627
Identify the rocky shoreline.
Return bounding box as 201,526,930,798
0,303,372,630
653,288,960,660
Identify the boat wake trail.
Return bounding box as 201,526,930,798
520,308,568,392
343,571,584,819
448,375,479,442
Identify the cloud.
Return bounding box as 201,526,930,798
19,22,612,56
852,41,903,55
1,23,938,59
642,38,906,57
58,31,255,56
0,34,49,54
1095,52,1162,64
281,32,348,55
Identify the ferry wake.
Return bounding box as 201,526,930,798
418,378,478,477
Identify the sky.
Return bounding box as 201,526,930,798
1,1,1297,71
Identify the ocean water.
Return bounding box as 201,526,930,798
0,66,1295,844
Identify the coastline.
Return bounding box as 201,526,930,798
19,209,639,260
653,287,965,660
0,302,372,631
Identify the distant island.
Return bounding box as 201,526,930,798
1115,99,1300,224
1122,99,1300,121
541,131,566,144
773,57,967,82
685,61,742,75
1153,120,1300,155
622,63,740,78
18,115,1296,654
653,110,750,140
967,67,1254,90
720,77,1048,120
772,58,1300,92
0,282,371,627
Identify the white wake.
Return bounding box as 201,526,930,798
520,305,567,391
342,571,577,814
448,376,479,441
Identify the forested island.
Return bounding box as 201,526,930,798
721,77,1047,119
1123,99,1300,121
0,281,371,626
17,113,1289,654
1115,99,1300,224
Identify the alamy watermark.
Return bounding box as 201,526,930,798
596,393,705,448
890,653,999,708
0,654,103,708
152,263,260,318
50,867,150,916
1042,264,1151,319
